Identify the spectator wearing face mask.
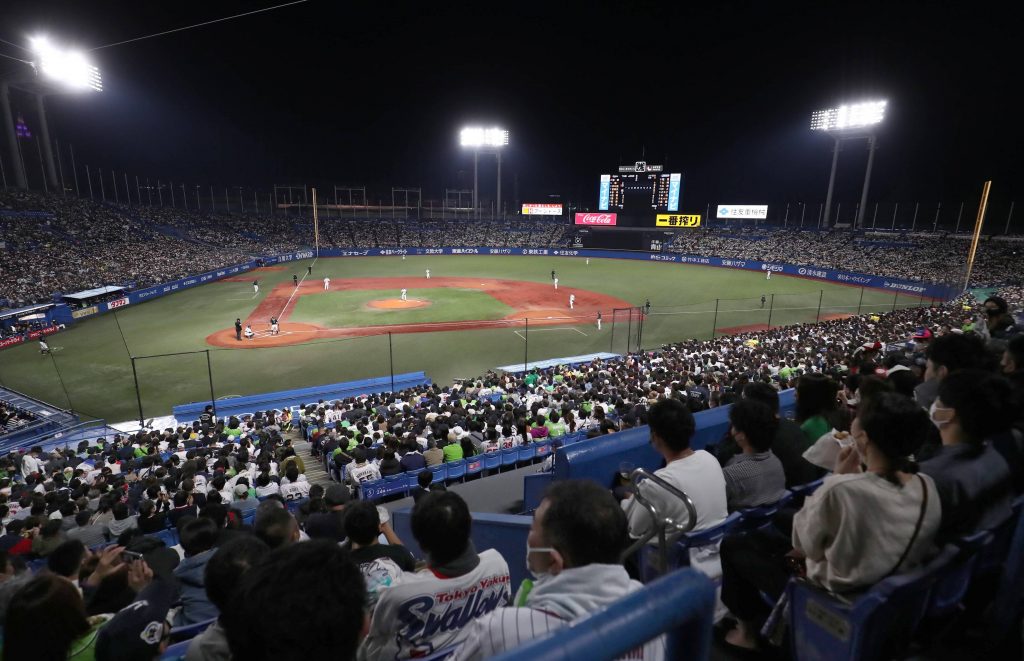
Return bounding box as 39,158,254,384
979,296,1021,341
919,370,1015,544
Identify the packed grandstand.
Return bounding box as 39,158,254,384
1,189,1023,660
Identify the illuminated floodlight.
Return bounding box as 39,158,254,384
460,127,509,148
30,36,103,92
810,100,886,131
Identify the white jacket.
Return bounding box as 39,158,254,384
452,564,666,661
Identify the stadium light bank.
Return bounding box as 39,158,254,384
0,35,102,191
460,126,508,219
811,99,886,230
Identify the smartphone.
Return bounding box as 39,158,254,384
121,550,144,562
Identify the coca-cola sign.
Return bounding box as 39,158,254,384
574,212,617,226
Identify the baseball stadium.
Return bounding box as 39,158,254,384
0,4,1022,661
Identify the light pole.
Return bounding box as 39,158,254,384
811,100,886,229
460,127,508,220
0,36,102,190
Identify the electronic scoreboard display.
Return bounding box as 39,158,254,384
598,172,681,213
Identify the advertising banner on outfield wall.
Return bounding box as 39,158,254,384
71,306,99,319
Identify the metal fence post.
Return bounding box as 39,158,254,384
523,319,529,372
711,299,719,338
388,332,394,392
815,290,824,322
892,293,899,311
205,349,216,418
131,356,144,428
857,287,865,315
767,294,775,328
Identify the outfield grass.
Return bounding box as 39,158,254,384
0,255,930,423
289,288,515,327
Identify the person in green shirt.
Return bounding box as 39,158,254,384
524,371,539,388
442,437,464,462
795,373,845,446
545,411,568,438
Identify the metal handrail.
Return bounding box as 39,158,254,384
620,467,699,576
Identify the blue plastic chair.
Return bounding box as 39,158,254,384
737,491,793,531
984,495,1024,647
482,451,501,472
429,463,447,484
640,512,744,582
535,440,552,459
168,616,216,642
500,447,519,470
160,639,191,660
517,444,537,464
787,544,959,661
384,473,408,496
465,457,484,477
446,459,467,482
148,527,178,547
406,470,422,491
923,530,991,621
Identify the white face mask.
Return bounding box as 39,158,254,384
929,401,954,428
525,544,557,580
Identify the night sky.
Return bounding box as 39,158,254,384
1,1,1019,213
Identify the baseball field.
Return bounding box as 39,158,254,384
0,255,929,423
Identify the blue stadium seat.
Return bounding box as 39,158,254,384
984,495,1024,647
482,451,501,472
168,616,216,642
535,440,552,459
429,463,447,484
639,512,744,582
285,497,307,513
517,444,537,464
160,639,191,661
923,530,991,621
384,473,408,495
737,491,793,531
787,544,959,661
446,459,467,482
27,558,48,573
242,510,256,527
148,527,178,547
406,470,422,492
465,456,484,477
500,447,519,470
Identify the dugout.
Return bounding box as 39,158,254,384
61,285,127,309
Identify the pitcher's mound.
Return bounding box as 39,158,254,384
367,298,430,310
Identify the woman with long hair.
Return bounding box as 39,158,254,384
794,373,846,446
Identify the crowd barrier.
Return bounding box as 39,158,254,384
171,370,430,421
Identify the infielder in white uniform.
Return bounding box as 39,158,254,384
400,288,408,301
766,270,772,281
324,277,330,290
425,269,431,279
553,277,558,290
253,280,259,294
569,294,575,310
596,311,602,331
244,324,255,339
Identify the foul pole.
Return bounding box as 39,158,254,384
962,181,992,292
312,187,320,257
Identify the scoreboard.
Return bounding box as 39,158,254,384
598,171,681,212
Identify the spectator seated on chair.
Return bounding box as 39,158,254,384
919,369,1016,544
186,536,270,661
173,517,220,626
454,480,666,660
361,492,510,660
344,501,417,611
718,393,942,653
303,484,351,543
722,398,787,511
229,485,258,517
222,541,366,660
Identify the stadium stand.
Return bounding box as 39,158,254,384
1,190,1023,659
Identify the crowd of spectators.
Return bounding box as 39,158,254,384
667,228,1022,286
3,191,1021,310
0,402,36,435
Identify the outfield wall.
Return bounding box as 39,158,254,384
20,245,954,350
267,247,958,300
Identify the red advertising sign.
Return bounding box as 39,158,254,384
108,298,130,310
0,336,24,349
574,212,618,226
29,326,60,340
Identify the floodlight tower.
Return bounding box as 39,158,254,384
460,127,508,219
810,100,886,228
0,35,102,190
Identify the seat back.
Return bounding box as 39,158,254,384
986,495,1024,645
465,457,484,476
160,639,191,660
429,463,447,484
788,545,958,661
500,447,519,466
535,440,552,460
518,444,537,463
483,451,501,471
925,530,990,619
168,616,217,642
446,459,467,480
737,491,793,531
149,527,178,547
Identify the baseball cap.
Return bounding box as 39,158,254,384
95,578,176,661
324,483,351,506
233,484,249,497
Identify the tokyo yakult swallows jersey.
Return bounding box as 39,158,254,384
360,549,511,660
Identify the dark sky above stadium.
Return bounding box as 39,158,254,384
1,1,1018,212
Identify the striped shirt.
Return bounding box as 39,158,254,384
722,451,787,509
